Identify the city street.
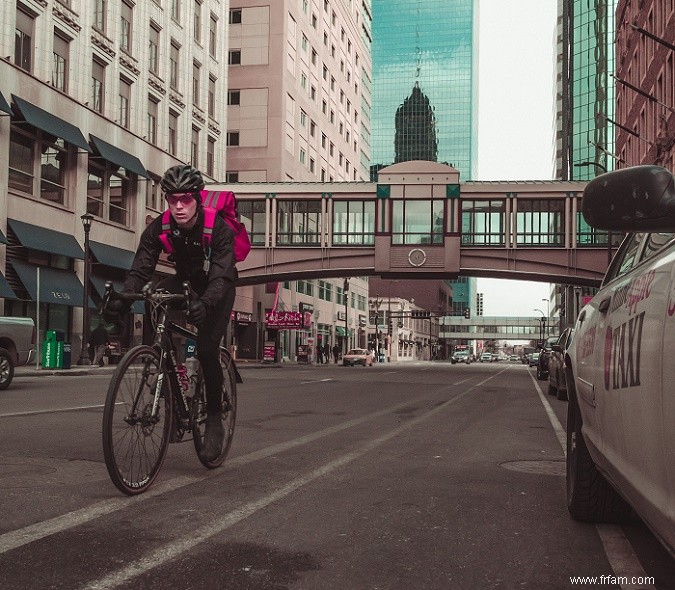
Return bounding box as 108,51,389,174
1,362,673,589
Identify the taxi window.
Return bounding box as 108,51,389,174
638,232,675,263
613,233,645,279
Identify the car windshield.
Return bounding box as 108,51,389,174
347,349,365,355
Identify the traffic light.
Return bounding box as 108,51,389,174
464,308,470,319
411,310,431,319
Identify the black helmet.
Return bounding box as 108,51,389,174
160,165,204,195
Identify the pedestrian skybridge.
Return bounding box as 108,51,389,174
439,316,554,341
219,162,612,287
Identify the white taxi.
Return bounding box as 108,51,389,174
566,165,675,556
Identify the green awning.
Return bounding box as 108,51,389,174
90,135,149,179
8,219,85,259
91,276,144,314
10,260,95,308
0,91,11,115
335,326,347,336
90,241,135,270
12,95,91,153
0,272,17,299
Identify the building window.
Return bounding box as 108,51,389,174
146,173,161,210
192,61,201,106
93,0,106,31
15,8,33,72
226,172,239,182
171,0,180,22
91,60,105,113
168,111,178,155
119,78,131,128
9,125,70,204
208,75,216,118
516,199,564,246
228,90,241,105
300,148,306,164
191,127,199,167
227,131,240,146
147,97,158,144
209,13,217,57
87,161,131,226
229,9,242,24
120,1,133,52
193,0,202,42
52,32,69,91
228,50,241,65
207,136,215,176
169,41,180,89
461,200,506,246
149,24,160,74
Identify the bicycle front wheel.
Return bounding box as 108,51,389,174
193,348,237,468
102,345,173,495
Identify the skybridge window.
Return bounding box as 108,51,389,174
332,200,375,245
276,200,321,245
576,212,609,246
516,199,564,246
461,200,505,245
237,200,265,245
392,199,443,245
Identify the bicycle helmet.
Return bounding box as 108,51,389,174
160,165,205,195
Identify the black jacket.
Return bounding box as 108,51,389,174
124,209,237,313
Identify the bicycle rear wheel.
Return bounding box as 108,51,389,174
102,345,173,495
193,348,237,468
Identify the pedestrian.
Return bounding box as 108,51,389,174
324,343,330,364
317,343,324,364
332,343,340,364
90,322,109,367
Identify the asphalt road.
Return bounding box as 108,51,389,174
0,361,673,589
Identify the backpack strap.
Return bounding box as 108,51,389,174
201,206,217,259
158,209,174,253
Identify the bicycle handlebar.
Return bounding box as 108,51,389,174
102,281,192,309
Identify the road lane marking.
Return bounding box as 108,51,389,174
528,371,654,590
0,382,480,555
299,378,334,384
0,404,108,418
80,383,484,590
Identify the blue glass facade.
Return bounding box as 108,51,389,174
371,0,477,180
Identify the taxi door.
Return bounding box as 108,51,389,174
593,232,671,523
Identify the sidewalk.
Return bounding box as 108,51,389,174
14,359,283,378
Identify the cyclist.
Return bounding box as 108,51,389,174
104,164,237,462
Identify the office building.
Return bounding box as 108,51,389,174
370,0,478,181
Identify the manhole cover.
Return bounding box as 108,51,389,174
0,457,106,488
500,460,565,476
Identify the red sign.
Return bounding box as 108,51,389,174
265,311,304,329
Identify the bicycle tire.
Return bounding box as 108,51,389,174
102,345,173,495
193,348,237,468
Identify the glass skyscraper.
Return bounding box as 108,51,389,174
370,0,478,180
557,0,616,181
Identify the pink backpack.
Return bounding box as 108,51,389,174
158,190,251,263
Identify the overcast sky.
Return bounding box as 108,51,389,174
475,0,558,316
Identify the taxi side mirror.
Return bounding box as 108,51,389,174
551,344,563,353
581,165,675,232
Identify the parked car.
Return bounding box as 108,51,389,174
528,352,540,367
342,348,373,366
0,317,36,389
547,327,574,400
566,165,675,556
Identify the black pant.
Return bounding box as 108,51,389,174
152,276,236,416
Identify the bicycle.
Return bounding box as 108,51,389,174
100,281,240,495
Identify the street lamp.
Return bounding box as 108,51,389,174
343,277,349,356
78,212,94,365
542,298,550,336
533,308,546,348
369,296,383,360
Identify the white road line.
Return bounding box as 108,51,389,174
81,388,475,590
0,405,107,418
528,371,654,590
0,391,465,555
299,378,334,384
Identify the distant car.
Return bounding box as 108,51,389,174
479,352,492,362
528,352,540,367
547,327,574,400
451,350,471,364
566,165,675,557
509,355,520,362
342,348,372,366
